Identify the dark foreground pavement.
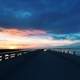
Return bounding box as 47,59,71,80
0,52,80,80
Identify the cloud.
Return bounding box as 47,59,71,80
0,0,80,33
0,27,79,49
50,33,80,40
15,11,32,19
0,27,47,36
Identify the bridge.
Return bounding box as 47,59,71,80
0,48,80,61
50,48,80,56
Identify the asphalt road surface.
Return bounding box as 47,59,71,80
0,51,80,80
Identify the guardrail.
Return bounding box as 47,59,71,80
0,48,80,61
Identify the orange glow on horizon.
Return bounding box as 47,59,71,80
0,27,78,49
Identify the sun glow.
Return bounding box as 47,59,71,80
8,46,17,49
0,27,79,49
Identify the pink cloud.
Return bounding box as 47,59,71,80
0,27,78,49
0,28,47,37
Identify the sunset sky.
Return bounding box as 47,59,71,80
0,0,80,49
0,28,79,49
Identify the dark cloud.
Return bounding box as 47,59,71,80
0,0,80,33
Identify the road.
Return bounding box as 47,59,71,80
0,50,79,80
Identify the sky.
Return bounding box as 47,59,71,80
0,0,80,49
